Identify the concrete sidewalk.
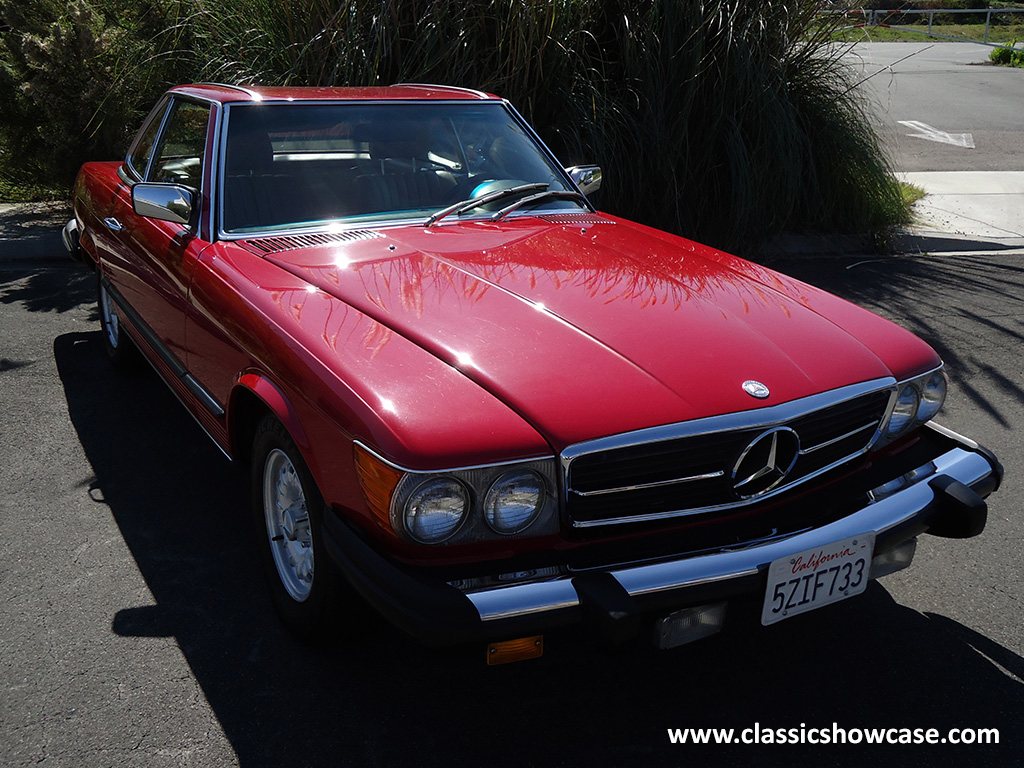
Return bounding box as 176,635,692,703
899,171,1024,252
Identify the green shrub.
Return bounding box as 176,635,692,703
2,0,910,252
990,41,1024,66
0,0,190,191
181,0,907,251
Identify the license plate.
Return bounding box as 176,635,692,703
761,533,875,626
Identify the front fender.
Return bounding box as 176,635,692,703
230,372,312,459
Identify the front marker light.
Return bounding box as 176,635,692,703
484,470,545,534
886,384,920,439
916,371,947,423
403,478,469,544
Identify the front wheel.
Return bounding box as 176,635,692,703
252,416,343,639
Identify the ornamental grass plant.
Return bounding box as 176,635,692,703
1,0,909,252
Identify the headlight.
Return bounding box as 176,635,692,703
365,451,560,546
916,371,947,423
878,367,947,445
402,478,468,543
886,384,920,438
484,470,546,534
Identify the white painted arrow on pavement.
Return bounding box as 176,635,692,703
897,121,975,148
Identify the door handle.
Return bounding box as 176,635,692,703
103,217,124,232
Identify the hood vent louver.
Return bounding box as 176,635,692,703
239,230,384,255
539,213,616,225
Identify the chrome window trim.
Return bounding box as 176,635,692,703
502,100,588,205
124,95,173,183
215,100,590,241
205,101,223,241
143,96,214,234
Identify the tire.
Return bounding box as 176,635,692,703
252,415,345,640
97,274,137,368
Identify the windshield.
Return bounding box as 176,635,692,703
220,101,583,234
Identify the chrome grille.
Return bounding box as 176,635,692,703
563,381,894,529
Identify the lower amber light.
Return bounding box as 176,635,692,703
486,636,543,665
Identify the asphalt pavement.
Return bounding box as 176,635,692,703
3,43,1023,767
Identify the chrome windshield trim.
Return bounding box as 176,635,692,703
569,471,725,498
216,99,544,240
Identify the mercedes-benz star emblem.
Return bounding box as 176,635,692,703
742,380,770,399
731,427,800,499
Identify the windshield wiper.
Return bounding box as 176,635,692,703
490,190,590,223
424,183,549,227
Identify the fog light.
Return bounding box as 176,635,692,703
869,538,917,580
653,603,727,649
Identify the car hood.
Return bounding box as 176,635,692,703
243,217,938,451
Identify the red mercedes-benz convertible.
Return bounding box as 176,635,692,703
64,84,1001,662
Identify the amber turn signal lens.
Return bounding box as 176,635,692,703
353,444,404,534
486,635,543,665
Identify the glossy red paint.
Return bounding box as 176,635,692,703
259,217,939,455
70,85,948,572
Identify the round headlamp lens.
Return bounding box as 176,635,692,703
916,371,947,423
403,478,468,543
887,384,920,438
484,470,545,535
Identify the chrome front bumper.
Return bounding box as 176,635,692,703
62,218,83,262
465,425,998,624
325,422,1000,646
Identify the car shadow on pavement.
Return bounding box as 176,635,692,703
772,251,1024,429
0,264,94,314
54,329,1023,767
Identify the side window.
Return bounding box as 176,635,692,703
126,100,169,180
148,100,211,190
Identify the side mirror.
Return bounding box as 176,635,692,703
566,165,603,197
132,183,195,225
